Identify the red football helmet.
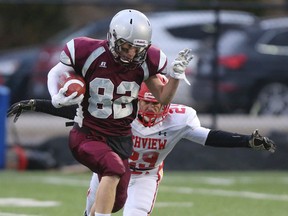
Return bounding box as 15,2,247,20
138,74,170,127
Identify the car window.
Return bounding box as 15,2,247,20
167,24,215,40
167,23,255,41
61,21,109,44
46,19,110,45
218,30,248,55
257,29,288,56
266,31,288,46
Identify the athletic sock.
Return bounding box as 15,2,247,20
94,213,111,216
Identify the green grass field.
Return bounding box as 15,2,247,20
0,170,288,216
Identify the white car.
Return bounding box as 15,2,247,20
147,10,258,105
150,10,257,62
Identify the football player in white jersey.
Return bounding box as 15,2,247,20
7,74,275,216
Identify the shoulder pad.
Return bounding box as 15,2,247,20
60,51,72,66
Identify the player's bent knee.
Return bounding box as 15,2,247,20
102,152,126,176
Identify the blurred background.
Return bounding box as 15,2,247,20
0,0,287,171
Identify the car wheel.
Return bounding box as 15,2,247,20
250,82,288,115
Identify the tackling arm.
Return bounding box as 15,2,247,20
205,129,276,153
7,99,77,123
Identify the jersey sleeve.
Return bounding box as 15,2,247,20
60,39,76,67
60,37,103,76
146,46,168,77
182,106,210,145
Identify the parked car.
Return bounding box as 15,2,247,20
0,10,258,105
0,46,40,103
192,17,288,115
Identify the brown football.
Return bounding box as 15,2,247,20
58,72,86,97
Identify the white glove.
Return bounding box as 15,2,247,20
170,48,193,85
51,86,84,108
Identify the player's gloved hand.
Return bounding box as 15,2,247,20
7,99,36,123
249,129,276,153
170,48,193,85
51,86,84,108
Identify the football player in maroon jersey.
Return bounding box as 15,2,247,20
45,9,193,216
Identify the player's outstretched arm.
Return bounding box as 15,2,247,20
7,99,77,123
205,129,276,153
7,99,36,123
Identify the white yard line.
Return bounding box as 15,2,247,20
0,198,60,207
42,177,89,187
0,213,39,216
163,175,288,186
155,202,193,207
161,186,288,201
11,176,89,187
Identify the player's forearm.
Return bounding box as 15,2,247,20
35,99,77,120
160,78,180,104
205,130,250,148
47,63,75,96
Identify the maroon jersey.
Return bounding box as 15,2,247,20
61,37,167,136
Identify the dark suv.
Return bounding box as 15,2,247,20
192,17,288,115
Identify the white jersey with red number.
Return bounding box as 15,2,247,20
129,103,210,169
86,104,211,216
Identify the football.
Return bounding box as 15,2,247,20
58,71,86,97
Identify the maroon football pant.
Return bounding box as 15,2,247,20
69,127,131,212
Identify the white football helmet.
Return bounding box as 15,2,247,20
108,9,152,68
